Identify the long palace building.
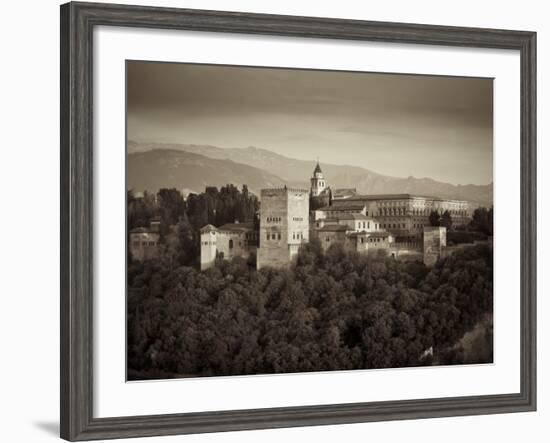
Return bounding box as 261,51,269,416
324,193,472,237
199,162,474,270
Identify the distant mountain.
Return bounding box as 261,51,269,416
127,149,285,195
128,141,493,206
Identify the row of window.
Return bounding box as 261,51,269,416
413,223,427,229
383,223,406,229
378,200,463,208
265,232,305,241
266,216,306,223
359,237,384,244
378,208,468,216
357,221,374,230
132,241,156,247
202,240,248,249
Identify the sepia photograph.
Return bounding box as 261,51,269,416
126,61,494,381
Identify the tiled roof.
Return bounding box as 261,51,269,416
347,230,391,238
317,224,349,232
367,231,391,238
318,204,366,211
336,213,372,220
130,227,153,234
200,224,218,233
218,222,255,232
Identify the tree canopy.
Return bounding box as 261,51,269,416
127,241,493,379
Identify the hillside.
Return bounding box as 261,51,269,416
128,141,493,205
127,149,285,195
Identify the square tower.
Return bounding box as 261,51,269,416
257,187,310,269
200,224,219,270
423,226,447,266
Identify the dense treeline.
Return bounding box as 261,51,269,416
127,241,493,379
128,185,259,232
453,207,494,245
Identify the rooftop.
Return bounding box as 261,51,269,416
347,230,391,238
334,188,356,193
200,224,218,233
317,224,349,232
318,204,366,211
130,227,155,234
218,222,255,232
261,186,309,195
333,214,372,221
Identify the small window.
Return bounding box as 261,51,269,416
229,239,234,249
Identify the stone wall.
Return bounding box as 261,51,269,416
130,231,160,262
423,226,447,266
216,230,256,262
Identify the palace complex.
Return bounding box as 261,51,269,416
199,162,474,270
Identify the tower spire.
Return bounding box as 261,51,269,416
311,158,325,196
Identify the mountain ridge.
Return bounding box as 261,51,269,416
127,149,286,196
127,141,492,206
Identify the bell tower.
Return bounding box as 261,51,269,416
310,161,326,197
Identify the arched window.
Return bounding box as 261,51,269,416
229,239,234,249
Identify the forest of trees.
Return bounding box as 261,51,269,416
127,240,493,380
436,206,494,246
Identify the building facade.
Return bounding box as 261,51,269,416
257,187,310,269
329,194,471,237
129,218,161,262
200,222,258,270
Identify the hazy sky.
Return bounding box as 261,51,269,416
127,61,493,186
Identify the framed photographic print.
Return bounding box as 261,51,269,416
60,1,537,441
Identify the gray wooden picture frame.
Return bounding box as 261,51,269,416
60,1,537,441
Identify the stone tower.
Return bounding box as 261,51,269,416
310,161,327,197
257,187,310,269
200,224,219,270
423,226,447,266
